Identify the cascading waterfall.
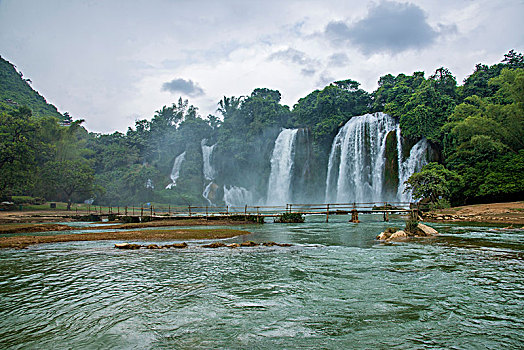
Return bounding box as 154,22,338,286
201,139,217,181
201,139,217,205
267,129,299,205
223,185,253,208
325,113,397,203
397,138,429,202
165,151,186,189
325,112,428,203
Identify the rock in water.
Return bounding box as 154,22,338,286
171,242,188,248
377,223,438,242
202,242,227,248
115,243,141,249
240,241,259,247
416,223,438,236
389,230,408,241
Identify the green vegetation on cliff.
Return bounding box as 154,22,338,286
0,56,63,120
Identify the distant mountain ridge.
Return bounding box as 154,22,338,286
0,55,63,120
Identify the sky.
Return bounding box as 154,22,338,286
0,0,523,133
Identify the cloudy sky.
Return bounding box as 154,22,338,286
0,0,522,133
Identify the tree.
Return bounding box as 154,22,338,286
41,160,95,210
0,107,40,197
404,163,462,203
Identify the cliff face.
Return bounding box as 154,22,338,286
383,130,399,199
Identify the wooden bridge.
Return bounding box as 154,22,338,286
78,202,423,223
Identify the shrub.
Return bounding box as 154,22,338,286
120,216,140,223
404,218,419,235
275,212,304,223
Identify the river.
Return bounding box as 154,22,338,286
0,215,523,349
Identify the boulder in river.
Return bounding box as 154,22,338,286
416,223,438,236
115,243,141,249
146,244,162,249
240,241,259,247
377,223,438,242
166,242,188,248
202,242,227,248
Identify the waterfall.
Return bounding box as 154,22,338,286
397,138,429,202
165,151,186,189
324,112,429,203
203,182,215,205
223,185,253,208
267,129,299,205
201,139,217,181
201,139,217,204
325,113,397,203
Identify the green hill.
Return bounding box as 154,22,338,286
0,55,63,119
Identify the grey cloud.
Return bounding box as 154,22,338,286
269,48,318,76
269,48,313,65
161,78,204,97
325,1,449,54
328,53,349,67
301,67,316,76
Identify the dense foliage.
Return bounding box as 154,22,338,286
0,51,522,207
0,56,63,120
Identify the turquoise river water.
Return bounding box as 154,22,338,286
0,215,523,349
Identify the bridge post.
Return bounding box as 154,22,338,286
125,206,128,215
141,205,143,219
326,204,329,223
150,206,153,217
245,205,247,221
350,209,360,223
188,205,192,217
206,205,208,219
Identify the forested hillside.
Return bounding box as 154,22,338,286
1,51,522,208
0,56,63,120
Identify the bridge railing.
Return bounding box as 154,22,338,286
79,201,422,220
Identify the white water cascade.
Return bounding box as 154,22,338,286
325,112,428,203
397,138,429,202
267,129,299,205
223,185,253,208
201,139,217,181
325,113,397,203
165,151,186,189
201,139,217,205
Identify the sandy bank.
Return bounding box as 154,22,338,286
423,201,524,225
0,228,251,249
0,218,257,235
